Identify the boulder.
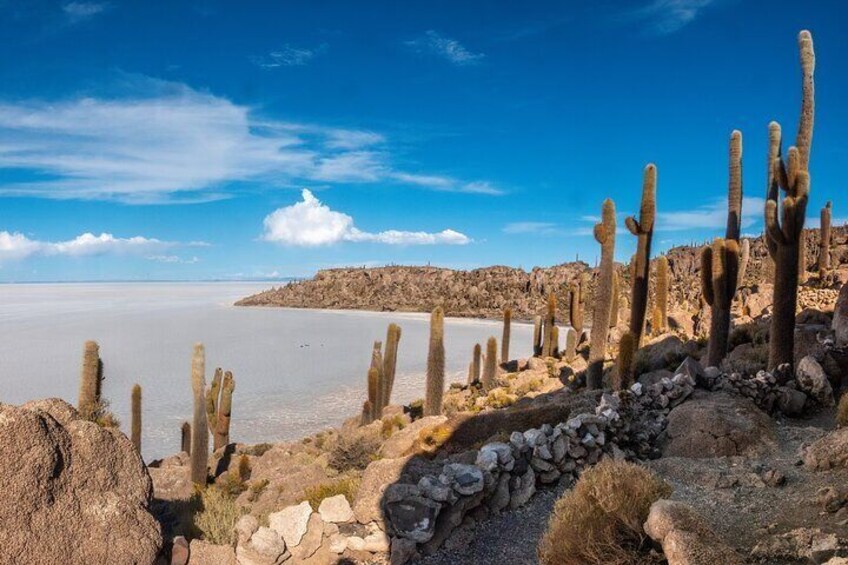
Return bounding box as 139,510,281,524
638,369,674,387
803,428,848,471
353,456,411,525
0,399,162,564
236,526,289,565
317,494,354,523
383,483,442,543
291,512,324,560
797,355,835,406
640,335,687,372
662,393,776,458
644,499,743,565
380,416,448,459
269,501,312,548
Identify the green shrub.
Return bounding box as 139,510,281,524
538,459,671,565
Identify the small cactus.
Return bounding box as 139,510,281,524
190,343,209,486
738,238,751,288
567,275,585,360
564,328,577,363
701,238,741,367
382,324,402,408
367,368,380,422
614,332,636,391
78,340,103,420
655,255,669,334
551,326,560,357
501,308,511,364
180,421,191,455
609,271,619,329
424,307,445,416
588,198,617,389
370,341,384,415
820,201,832,278
764,30,815,370
626,164,657,346
206,368,235,451
482,336,498,392
542,293,557,358
469,343,481,386
130,384,142,453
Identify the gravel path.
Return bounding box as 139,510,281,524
413,483,566,565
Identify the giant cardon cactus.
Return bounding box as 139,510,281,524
587,199,616,389
626,165,657,346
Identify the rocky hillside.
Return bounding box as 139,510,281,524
237,227,848,322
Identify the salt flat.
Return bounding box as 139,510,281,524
0,282,531,460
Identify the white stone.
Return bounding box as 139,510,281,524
347,536,367,551
317,494,354,523
268,501,312,548
363,530,391,553
327,533,348,554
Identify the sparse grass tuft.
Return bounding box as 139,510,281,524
192,486,245,545
328,431,380,472
304,476,361,511
381,414,407,438
416,423,453,454
486,388,517,408
538,459,671,565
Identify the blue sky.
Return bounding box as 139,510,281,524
0,0,845,282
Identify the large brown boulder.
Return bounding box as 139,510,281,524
644,500,743,565
662,393,776,458
0,399,162,564
803,428,848,471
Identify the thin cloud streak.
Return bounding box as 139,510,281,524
405,31,485,66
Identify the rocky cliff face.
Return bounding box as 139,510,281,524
237,227,848,323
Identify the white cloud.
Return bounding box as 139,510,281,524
146,255,200,264
252,44,327,68
62,2,107,21
658,196,765,231
626,0,714,35
502,222,562,235
0,79,497,202
405,31,485,66
262,189,471,246
0,231,186,262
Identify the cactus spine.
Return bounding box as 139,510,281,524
615,332,636,391
587,198,617,389
130,384,141,453
532,315,543,357
190,343,209,486
424,307,445,416
626,164,657,346
382,324,402,408
78,340,103,419
501,308,511,364
180,421,191,455
542,293,557,358
764,30,815,370
655,256,669,334
206,369,235,451
820,201,832,278
482,336,498,392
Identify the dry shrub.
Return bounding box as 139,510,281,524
241,443,273,457
381,414,407,438
486,388,517,409
328,431,380,472
416,423,453,455
837,392,848,428
538,459,671,565
304,476,361,510
192,486,245,545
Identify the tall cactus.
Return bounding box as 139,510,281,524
655,256,669,334
370,341,384,415
587,199,617,389
542,293,557,358
568,274,586,362
532,315,543,357
366,367,380,422
609,271,619,329
180,421,191,455
469,343,481,386
382,324,402,409
130,384,142,453
626,164,657,346
206,369,235,451
738,238,751,288
550,326,560,357
190,343,209,486
78,340,103,420
501,308,511,364
424,307,445,416
700,130,746,367
482,336,498,392
820,201,832,278
614,332,636,391
799,239,808,283
764,30,815,370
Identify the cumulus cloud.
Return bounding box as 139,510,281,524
62,2,108,21
262,189,470,246
0,78,499,202
0,231,197,263
405,31,485,66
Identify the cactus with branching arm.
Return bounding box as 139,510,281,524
587,199,617,389
626,165,657,346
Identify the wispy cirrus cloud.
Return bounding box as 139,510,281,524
261,189,471,247
0,231,200,263
62,2,108,22
502,222,563,236
657,196,764,231
251,43,327,68
405,31,485,66
623,0,715,35
0,77,500,202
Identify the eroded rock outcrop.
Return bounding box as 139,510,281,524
0,398,162,564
